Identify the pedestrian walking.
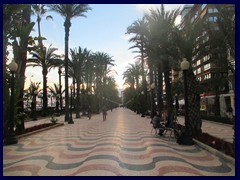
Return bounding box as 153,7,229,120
102,105,107,121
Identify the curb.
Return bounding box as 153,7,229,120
17,123,64,139
193,139,235,165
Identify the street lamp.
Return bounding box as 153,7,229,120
180,58,194,145
4,60,18,145
68,84,74,124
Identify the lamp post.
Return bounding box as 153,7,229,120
68,84,74,124
180,58,194,145
5,60,18,145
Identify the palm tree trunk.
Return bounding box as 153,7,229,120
37,18,43,48
148,60,155,118
15,5,31,134
188,70,202,136
163,59,174,121
157,62,163,117
42,68,48,116
58,67,63,110
64,19,71,122
76,81,80,118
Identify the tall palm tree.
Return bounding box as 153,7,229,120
69,47,91,118
123,69,135,89
31,4,53,48
48,83,65,116
123,61,142,90
93,52,115,112
126,17,148,93
84,54,94,92
48,4,91,122
57,58,64,110
11,5,34,133
28,44,62,116
48,83,65,100
146,5,180,121
175,12,205,136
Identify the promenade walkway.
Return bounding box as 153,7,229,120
3,108,235,176
177,116,234,143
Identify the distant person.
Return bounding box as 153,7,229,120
102,105,107,121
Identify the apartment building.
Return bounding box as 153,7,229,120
179,4,235,116
180,4,234,90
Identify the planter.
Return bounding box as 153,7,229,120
194,132,234,158
16,123,64,138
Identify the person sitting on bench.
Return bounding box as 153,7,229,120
151,111,165,136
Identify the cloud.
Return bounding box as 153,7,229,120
135,4,160,13
134,4,183,14
134,4,183,25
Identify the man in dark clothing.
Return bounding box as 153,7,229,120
151,112,165,135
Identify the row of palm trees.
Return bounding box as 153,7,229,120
3,4,119,135
123,5,235,136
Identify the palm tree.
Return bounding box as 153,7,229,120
146,5,180,121
28,44,62,116
3,4,28,70
57,58,65,110
31,4,53,48
11,4,34,133
123,70,135,89
3,4,30,136
84,54,94,92
48,83,65,115
69,47,91,118
48,83,65,100
93,52,115,113
126,17,148,93
175,13,205,136
48,4,91,122
123,61,142,90
123,62,143,114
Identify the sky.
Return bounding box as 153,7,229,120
24,4,183,93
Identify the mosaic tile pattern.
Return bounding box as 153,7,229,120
3,108,235,176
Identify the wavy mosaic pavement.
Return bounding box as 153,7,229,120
3,108,235,176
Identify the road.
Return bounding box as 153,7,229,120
3,108,235,176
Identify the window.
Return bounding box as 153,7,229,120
203,55,210,62
204,73,211,80
208,8,218,13
197,68,201,74
197,60,201,66
204,63,211,71
208,16,218,22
